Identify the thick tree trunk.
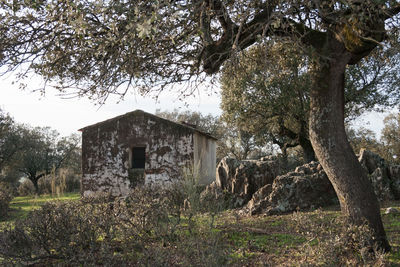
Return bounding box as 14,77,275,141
309,39,390,251
31,178,39,195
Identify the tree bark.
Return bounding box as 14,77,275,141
309,37,390,251
31,177,39,195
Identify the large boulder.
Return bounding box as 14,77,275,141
245,150,400,216
215,157,281,204
246,161,337,215
359,149,400,200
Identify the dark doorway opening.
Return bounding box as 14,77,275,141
131,147,146,169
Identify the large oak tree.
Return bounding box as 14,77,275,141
1,0,399,250
220,42,400,163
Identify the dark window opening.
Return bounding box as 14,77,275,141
131,147,146,169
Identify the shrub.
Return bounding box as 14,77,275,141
17,179,35,196
0,198,125,265
290,209,387,266
38,168,80,195
0,185,229,266
0,182,13,219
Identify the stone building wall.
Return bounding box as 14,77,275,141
81,110,197,196
194,132,217,184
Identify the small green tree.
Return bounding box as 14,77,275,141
17,126,80,194
0,109,23,174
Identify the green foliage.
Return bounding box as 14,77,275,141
221,42,400,163
0,108,81,194
0,182,13,220
345,47,400,120
0,0,398,99
381,112,400,163
221,42,315,162
0,109,22,175
347,126,383,156
155,109,222,138
16,126,80,193
347,111,400,163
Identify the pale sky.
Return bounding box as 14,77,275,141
0,73,394,139
0,75,221,136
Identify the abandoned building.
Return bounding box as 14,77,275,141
80,110,217,196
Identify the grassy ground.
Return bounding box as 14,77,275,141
1,192,80,224
216,202,400,266
1,193,400,266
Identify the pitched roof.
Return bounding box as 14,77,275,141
79,109,218,140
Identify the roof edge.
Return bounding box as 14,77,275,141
78,109,218,140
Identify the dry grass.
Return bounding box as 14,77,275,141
1,192,400,266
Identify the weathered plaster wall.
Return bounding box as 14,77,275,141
81,111,195,196
194,133,217,184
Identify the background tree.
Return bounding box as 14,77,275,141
346,126,383,155
1,0,399,251
221,42,400,164
0,109,22,173
221,43,315,162
17,126,80,194
155,109,221,138
381,112,400,164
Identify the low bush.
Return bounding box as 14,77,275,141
17,179,35,196
17,169,81,197
38,168,80,195
290,209,386,266
0,182,13,219
0,185,229,266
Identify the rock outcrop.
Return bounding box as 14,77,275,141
215,157,281,204
203,150,400,216
359,149,400,201
245,150,400,216
246,161,337,215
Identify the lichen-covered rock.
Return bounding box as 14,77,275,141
215,157,280,204
246,161,337,215
216,158,241,189
359,149,400,201
245,150,400,216
246,184,272,215
358,149,386,174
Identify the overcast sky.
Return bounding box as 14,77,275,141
0,73,394,138
0,74,221,136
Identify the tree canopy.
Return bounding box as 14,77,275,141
0,109,22,172
381,112,400,163
220,41,400,162
1,1,397,98
17,126,80,193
